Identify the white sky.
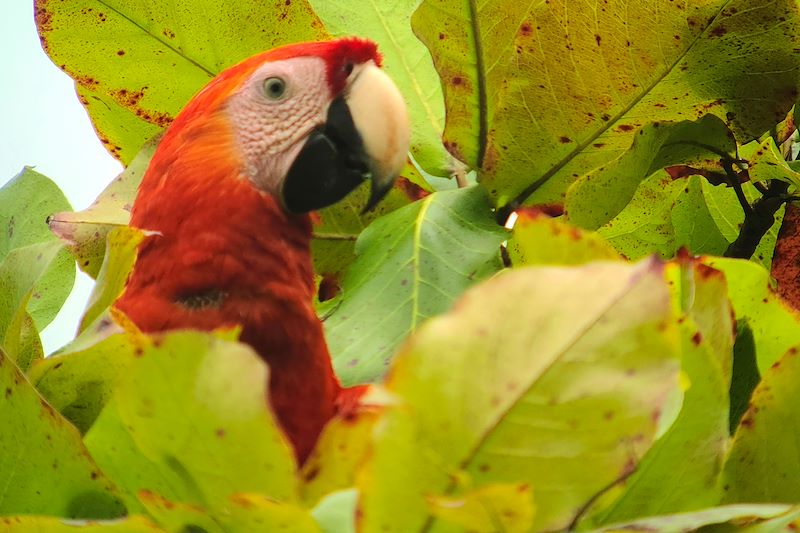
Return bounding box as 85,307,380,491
1,1,123,353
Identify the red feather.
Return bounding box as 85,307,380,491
115,38,378,463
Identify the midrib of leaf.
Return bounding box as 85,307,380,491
410,195,435,331
93,0,217,76
367,0,444,139
418,266,660,533
505,0,733,210
470,0,488,169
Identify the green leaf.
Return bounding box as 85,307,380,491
426,483,535,533
729,321,760,433
300,410,378,506
29,326,143,434
703,257,800,371
0,242,68,370
0,351,124,519
597,175,734,261
312,167,432,279
0,516,163,532
592,260,733,523
49,137,158,278
0,168,75,365
83,331,298,517
323,186,507,386
566,116,735,230
412,0,800,207
721,346,800,503
79,227,145,332
507,210,620,266
311,489,358,533
358,259,681,532
140,491,321,533
36,1,329,163
308,0,450,176
588,505,800,533
748,137,800,190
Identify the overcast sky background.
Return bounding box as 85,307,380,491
1,1,123,353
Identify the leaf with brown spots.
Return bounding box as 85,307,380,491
721,346,800,503
591,260,734,523
35,0,329,164
358,259,682,532
565,115,735,230
1,168,75,366
412,0,800,210
0,349,125,518
84,332,297,519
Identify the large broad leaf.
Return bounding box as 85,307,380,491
591,260,733,523
83,331,298,517
412,0,800,208
323,186,507,386
308,0,450,176
0,351,124,519
0,168,75,368
721,346,800,504
357,259,681,533
35,0,328,163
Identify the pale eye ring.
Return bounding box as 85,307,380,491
262,77,287,100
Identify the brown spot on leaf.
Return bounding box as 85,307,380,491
519,22,532,36
710,25,727,38
692,331,703,345
162,28,176,39
215,428,225,438
117,50,125,56
303,465,320,482
595,34,601,45
617,124,635,132
395,177,430,202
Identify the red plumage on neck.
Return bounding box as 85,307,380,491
114,105,344,464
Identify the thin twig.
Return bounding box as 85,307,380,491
312,232,359,241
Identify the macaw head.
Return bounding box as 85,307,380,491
151,37,410,214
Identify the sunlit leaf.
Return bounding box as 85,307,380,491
426,483,535,533
0,515,163,532
0,351,124,518
508,210,620,266
592,260,733,523
36,0,328,163
358,260,681,532
413,0,800,208
722,346,800,503
588,504,800,533
703,257,800,371
566,116,735,230
83,332,297,517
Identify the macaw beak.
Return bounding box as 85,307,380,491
281,62,410,214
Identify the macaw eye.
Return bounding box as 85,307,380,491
262,77,287,100
343,61,354,76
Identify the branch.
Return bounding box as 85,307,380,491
724,180,790,260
